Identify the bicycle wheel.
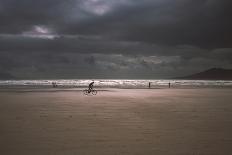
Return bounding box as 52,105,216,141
92,90,97,95
83,89,89,95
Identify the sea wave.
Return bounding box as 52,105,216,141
0,79,232,88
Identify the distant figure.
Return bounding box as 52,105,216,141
52,82,57,88
168,82,171,88
88,81,94,92
149,82,151,88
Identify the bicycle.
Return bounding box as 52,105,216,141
83,89,97,95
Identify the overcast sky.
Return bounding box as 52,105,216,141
0,0,232,79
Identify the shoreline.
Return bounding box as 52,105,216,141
1,79,232,90
0,87,232,93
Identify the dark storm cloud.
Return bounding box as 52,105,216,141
1,0,231,48
1,0,231,46
0,0,232,79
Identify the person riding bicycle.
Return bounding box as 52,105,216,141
88,81,94,93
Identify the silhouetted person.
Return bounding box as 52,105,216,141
52,82,57,88
88,81,94,92
149,82,151,88
168,82,171,88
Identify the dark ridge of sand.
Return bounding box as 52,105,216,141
0,88,232,155
0,89,111,93
0,87,165,93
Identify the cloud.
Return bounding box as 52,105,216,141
1,0,231,48
0,0,232,78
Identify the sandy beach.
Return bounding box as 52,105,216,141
1,88,232,155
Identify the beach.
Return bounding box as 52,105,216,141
1,88,232,155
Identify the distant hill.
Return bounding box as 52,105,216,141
176,68,232,80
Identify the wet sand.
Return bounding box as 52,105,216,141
0,88,232,155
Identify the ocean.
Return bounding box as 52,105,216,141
0,79,232,89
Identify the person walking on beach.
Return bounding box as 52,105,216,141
52,82,57,88
168,82,171,88
149,82,151,88
88,81,94,92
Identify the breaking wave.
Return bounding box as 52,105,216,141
0,79,232,88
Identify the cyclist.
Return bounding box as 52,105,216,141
88,81,94,93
